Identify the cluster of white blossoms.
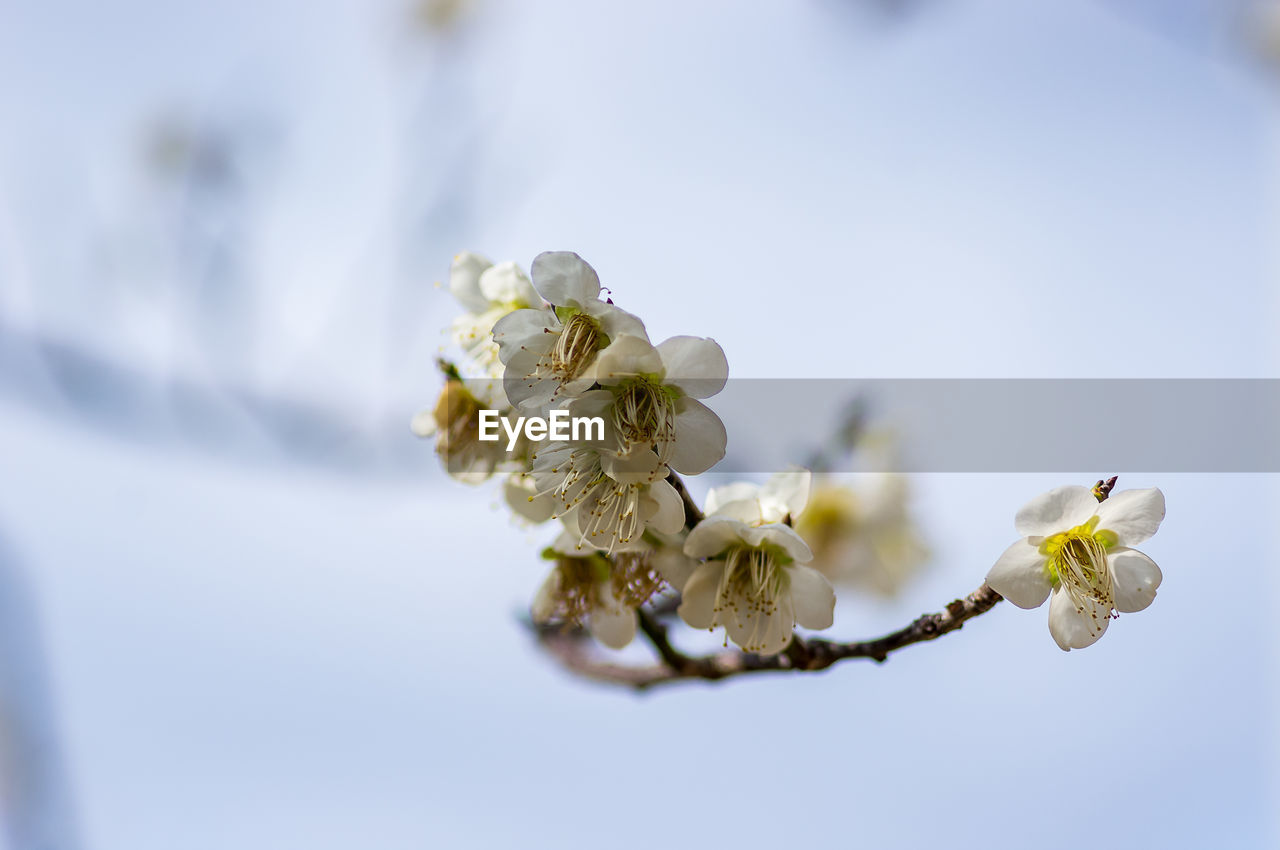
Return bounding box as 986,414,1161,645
418,250,1167,658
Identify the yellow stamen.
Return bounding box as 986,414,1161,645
1040,516,1119,622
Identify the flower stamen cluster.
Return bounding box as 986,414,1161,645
1042,517,1118,625
549,311,603,383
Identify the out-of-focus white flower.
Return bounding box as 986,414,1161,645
571,333,727,475
678,470,835,654
986,485,1165,651
795,474,929,598
447,252,542,378
492,252,647,412
703,467,811,525
411,379,511,484
532,532,637,649
529,438,685,553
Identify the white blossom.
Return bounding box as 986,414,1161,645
796,474,929,598
446,252,541,378
678,470,835,654
532,532,637,649
573,333,728,475
986,485,1165,650
411,379,512,484
528,437,685,554
492,252,647,412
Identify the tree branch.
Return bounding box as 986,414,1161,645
535,478,1120,691
536,582,1005,691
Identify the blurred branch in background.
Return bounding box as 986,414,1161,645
0,0,513,480
0,318,432,479
821,0,1280,77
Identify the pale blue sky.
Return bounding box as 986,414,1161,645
0,1,1277,848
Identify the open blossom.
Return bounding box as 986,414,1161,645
532,532,638,649
411,379,513,484
986,485,1165,651
528,437,685,553
492,252,647,412
700,468,811,525
446,252,541,378
574,333,728,475
795,474,930,598
678,470,835,654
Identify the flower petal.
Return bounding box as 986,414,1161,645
684,516,748,559
668,397,727,475
1047,587,1110,651
1110,547,1162,613
754,593,797,656
599,447,663,484
721,600,771,654
646,478,687,536
531,251,600,307
655,336,729,399
986,538,1052,609
589,597,637,649
492,308,556,363
759,468,811,522
704,497,763,525
677,560,725,629
502,346,556,411
449,251,492,313
1014,485,1099,538
410,408,436,438
530,567,562,624
652,545,695,591
705,482,761,516
505,474,555,524
788,564,836,630
585,300,648,342
1095,488,1166,548
564,387,610,416
742,523,813,564
595,334,663,382
478,260,538,306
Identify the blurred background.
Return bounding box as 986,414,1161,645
1,0,1278,847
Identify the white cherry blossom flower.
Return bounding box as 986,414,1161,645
528,437,685,554
678,470,835,654
703,467,811,525
446,252,542,378
573,333,728,475
492,252,647,412
986,484,1165,651
532,532,637,649
411,379,512,484
796,474,930,598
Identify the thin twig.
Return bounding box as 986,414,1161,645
537,583,1004,691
